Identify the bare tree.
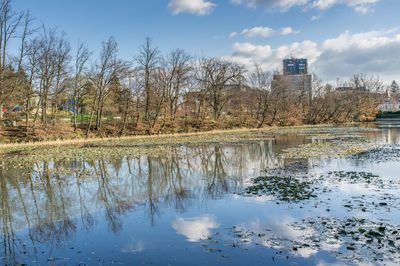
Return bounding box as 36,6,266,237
196,58,245,119
164,49,191,120
86,36,130,134
0,0,24,119
248,63,272,128
50,34,71,127
136,37,160,133
117,74,136,136
129,71,144,129
32,27,71,127
17,9,34,71
72,42,90,131
23,38,40,127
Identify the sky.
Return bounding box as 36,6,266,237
12,0,400,83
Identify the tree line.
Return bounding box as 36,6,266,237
0,0,385,140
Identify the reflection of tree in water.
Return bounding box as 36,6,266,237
0,140,282,263
1,166,22,265
33,162,77,243
197,146,229,199
0,162,77,264
155,147,188,211
93,159,134,234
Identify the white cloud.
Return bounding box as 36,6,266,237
316,29,400,80
280,27,300,35
230,26,299,38
235,26,275,38
230,0,308,11
230,0,380,13
231,40,320,72
229,29,400,82
172,215,219,242
168,0,216,15
354,5,371,14
310,15,321,21
312,0,379,10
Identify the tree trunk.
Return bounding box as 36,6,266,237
25,98,29,128
120,101,129,136
86,97,97,137
73,95,77,132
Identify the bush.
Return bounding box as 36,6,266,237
376,111,400,119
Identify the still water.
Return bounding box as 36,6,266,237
1,125,400,265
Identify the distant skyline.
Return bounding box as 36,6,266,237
12,0,400,83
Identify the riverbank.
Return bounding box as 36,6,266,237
0,123,379,172
0,123,362,150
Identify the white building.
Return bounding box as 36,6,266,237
378,90,400,112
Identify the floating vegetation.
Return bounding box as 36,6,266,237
244,176,317,203
267,125,378,136
349,144,400,163
321,171,397,188
263,161,310,178
0,131,276,170
0,145,171,170
306,134,365,140
339,194,399,214
207,217,400,264
325,171,379,183
291,217,400,264
282,138,382,159
0,125,380,171
242,162,400,209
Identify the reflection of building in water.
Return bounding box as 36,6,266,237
369,126,400,144
384,127,400,144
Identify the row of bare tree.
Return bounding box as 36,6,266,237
0,0,384,138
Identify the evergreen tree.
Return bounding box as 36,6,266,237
390,80,399,94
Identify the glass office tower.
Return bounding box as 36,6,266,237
283,58,308,75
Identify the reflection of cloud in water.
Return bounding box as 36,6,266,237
244,195,275,203
121,238,145,253
228,216,400,265
172,215,219,242
336,183,371,195
247,217,317,258
316,261,348,266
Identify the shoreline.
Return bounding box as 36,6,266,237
0,124,350,150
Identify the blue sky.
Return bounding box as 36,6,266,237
13,0,400,83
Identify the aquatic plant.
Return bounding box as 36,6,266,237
244,176,317,203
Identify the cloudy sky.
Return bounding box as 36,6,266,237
14,0,400,83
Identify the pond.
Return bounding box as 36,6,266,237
1,125,400,265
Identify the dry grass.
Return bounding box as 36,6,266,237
0,123,360,150
0,127,253,149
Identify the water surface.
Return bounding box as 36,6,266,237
1,125,400,265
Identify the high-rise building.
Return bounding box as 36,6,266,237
283,58,308,75
273,58,313,99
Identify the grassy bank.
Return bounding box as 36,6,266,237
0,123,380,171
0,123,361,150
